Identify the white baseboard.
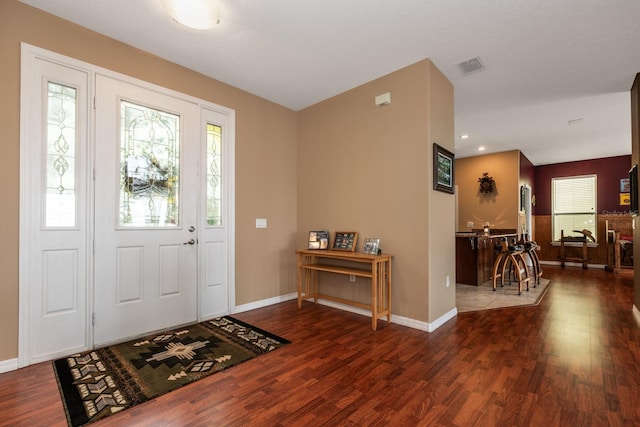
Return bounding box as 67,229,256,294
633,304,640,327
233,292,298,314
236,294,458,333
0,358,19,374
316,299,456,333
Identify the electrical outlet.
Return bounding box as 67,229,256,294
467,221,474,228
349,274,356,282
446,275,450,287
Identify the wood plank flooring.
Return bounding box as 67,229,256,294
1,265,639,426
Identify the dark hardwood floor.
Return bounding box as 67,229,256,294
1,265,639,426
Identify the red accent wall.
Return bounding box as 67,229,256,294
520,151,535,194
534,155,632,215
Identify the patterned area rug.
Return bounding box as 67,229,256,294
53,316,290,427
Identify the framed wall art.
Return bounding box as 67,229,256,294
332,232,358,251
433,143,455,194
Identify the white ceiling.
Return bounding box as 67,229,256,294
19,0,640,165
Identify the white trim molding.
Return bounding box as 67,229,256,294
233,293,298,314
0,358,19,374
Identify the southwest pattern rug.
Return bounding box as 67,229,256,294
53,316,290,427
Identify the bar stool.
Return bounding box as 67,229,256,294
492,238,530,295
521,234,542,287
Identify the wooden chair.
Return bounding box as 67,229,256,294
559,230,588,269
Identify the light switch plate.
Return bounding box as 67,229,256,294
255,218,267,228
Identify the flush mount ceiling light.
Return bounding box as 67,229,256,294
161,0,221,30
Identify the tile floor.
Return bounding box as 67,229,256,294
456,276,550,313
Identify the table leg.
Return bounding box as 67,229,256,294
387,259,392,323
371,260,378,331
296,254,302,309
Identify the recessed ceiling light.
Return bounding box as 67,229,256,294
162,0,221,30
460,134,469,139
478,146,486,151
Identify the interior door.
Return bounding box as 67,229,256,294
93,75,199,345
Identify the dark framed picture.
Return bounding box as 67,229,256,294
332,232,358,252
433,143,455,194
308,230,329,250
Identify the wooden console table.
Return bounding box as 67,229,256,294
296,249,392,331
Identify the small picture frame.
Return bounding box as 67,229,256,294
332,232,358,252
433,143,455,194
308,230,330,250
361,238,380,255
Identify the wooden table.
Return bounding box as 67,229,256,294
296,249,392,330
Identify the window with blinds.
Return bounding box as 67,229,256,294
552,175,597,241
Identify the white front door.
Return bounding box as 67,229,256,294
21,46,235,365
20,56,91,365
93,75,199,345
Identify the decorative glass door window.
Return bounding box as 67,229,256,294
206,123,222,226
45,82,77,227
120,101,180,227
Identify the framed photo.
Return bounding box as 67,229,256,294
361,238,380,255
332,232,358,251
308,230,330,250
433,143,455,194
620,178,630,193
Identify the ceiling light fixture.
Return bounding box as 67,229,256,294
460,134,469,139
478,146,486,151
161,0,221,30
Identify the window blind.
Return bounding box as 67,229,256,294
552,175,596,241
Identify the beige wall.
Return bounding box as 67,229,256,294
0,1,298,361
298,60,455,322
426,62,456,322
1,1,456,362
455,150,521,233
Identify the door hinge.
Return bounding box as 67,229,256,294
93,168,96,181
92,312,96,326
93,96,96,110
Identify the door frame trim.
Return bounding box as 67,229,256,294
19,43,236,367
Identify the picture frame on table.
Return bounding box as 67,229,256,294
308,230,330,250
433,143,455,194
361,238,380,255
332,232,358,252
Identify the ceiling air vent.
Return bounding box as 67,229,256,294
458,56,485,75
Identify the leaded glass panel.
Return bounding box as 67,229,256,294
120,101,180,227
206,123,222,226
45,82,77,227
